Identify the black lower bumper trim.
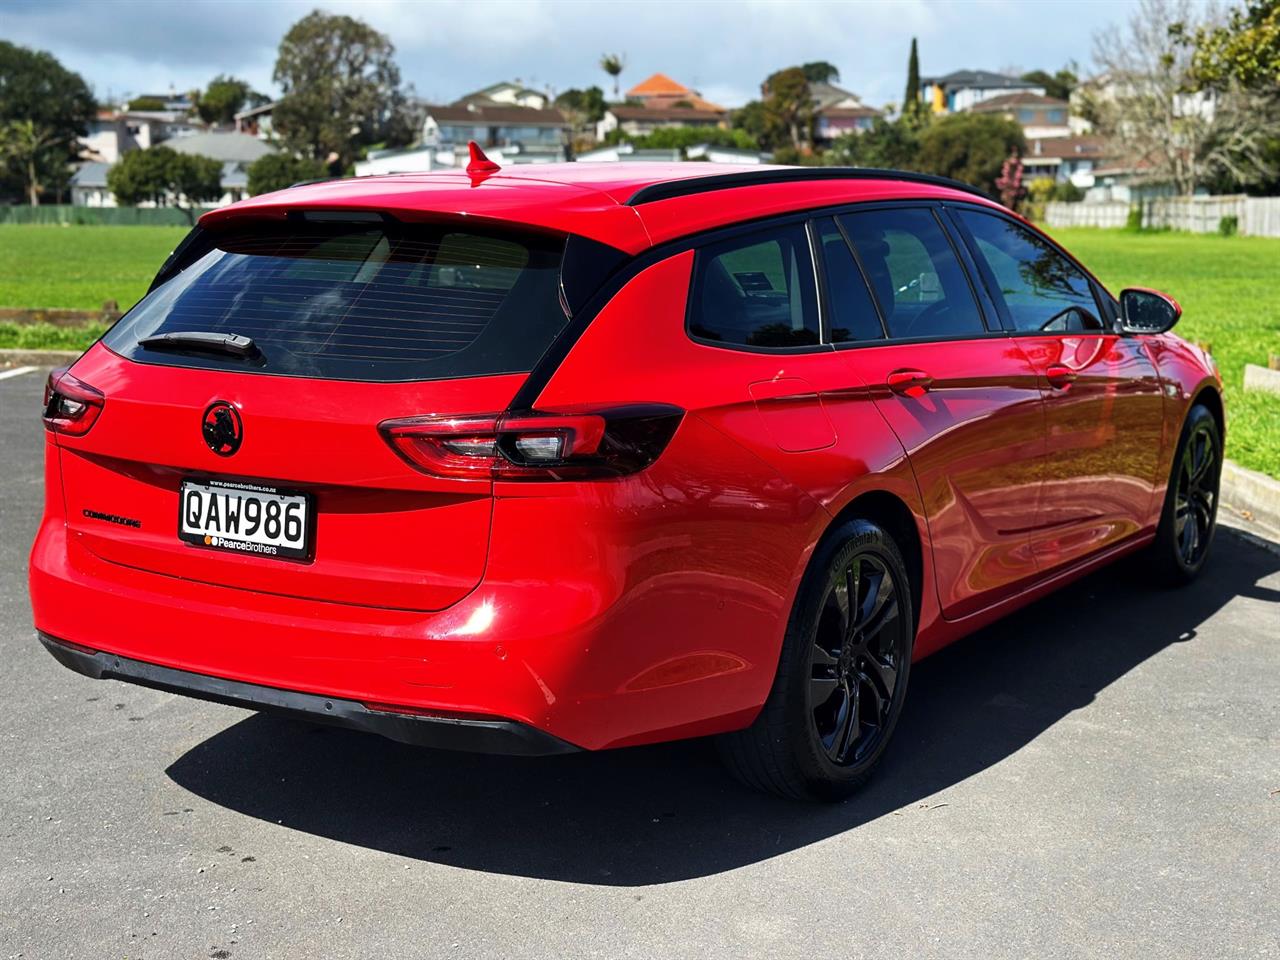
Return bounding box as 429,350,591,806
38,632,578,757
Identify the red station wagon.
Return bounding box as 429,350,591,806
31,153,1224,800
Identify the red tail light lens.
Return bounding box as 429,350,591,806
42,368,104,437
379,405,683,480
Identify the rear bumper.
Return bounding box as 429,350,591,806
38,632,577,756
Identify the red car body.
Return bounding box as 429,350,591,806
30,162,1222,759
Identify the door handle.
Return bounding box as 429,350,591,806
886,369,933,397
1045,364,1078,388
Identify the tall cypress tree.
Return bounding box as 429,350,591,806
904,38,921,117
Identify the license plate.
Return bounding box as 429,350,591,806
179,479,312,561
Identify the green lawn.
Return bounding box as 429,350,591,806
1050,228,1280,478
0,223,187,311
0,223,1275,475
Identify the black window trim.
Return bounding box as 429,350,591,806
941,202,1121,337
513,197,1081,410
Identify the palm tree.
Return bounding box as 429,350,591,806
600,53,625,101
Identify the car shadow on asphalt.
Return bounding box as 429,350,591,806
166,532,1280,886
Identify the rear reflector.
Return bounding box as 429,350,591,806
42,368,104,437
379,404,683,480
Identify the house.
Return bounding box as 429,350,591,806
456,81,549,111
808,81,883,145
922,69,1044,113
574,142,771,164
74,131,276,208
421,102,569,159
596,105,727,140
234,100,279,140
70,162,113,207
1021,136,1111,187
970,91,1090,139
624,73,724,112
79,108,203,163
353,139,566,176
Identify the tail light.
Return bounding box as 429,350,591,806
42,367,104,437
379,404,683,480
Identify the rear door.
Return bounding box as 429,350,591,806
823,205,1047,619
57,219,570,611
949,206,1165,571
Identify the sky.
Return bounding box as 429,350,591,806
3,0,1143,109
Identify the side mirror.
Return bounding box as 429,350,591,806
1119,287,1181,334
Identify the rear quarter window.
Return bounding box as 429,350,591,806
105,224,567,382
686,224,820,350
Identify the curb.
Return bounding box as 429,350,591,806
0,348,83,367
1221,460,1280,541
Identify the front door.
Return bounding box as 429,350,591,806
950,206,1165,573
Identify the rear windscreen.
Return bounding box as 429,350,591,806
104,223,568,382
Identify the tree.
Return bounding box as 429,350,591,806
914,112,1026,194
994,153,1026,209
825,116,921,169
0,41,95,205
763,67,815,152
732,99,778,148
106,147,222,222
600,53,626,100
127,96,167,112
197,75,266,126
801,61,840,84
903,38,922,119
1020,67,1078,101
0,119,71,205
1092,0,1280,195
1182,0,1280,92
246,152,326,195
556,86,607,143
272,11,405,172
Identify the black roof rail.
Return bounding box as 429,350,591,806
624,166,994,206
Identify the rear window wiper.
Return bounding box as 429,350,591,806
138,331,264,363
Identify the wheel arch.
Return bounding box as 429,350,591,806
819,489,925,631
1190,382,1225,439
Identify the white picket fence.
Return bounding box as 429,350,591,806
1045,195,1280,237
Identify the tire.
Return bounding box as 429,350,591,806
717,518,915,802
1149,403,1222,586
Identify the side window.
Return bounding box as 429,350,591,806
689,224,820,349
838,208,985,340
815,219,884,343
956,209,1104,333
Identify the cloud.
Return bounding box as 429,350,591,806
4,0,1140,108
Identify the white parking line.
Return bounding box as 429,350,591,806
0,366,38,382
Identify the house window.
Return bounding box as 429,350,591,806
1048,109,1066,124
1017,109,1036,124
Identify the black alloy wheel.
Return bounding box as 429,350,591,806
1173,416,1218,567
808,552,907,767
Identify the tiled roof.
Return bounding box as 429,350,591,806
167,132,275,163
626,73,691,98
427,104,566,126
972,92,1069,111
923,70,1041,91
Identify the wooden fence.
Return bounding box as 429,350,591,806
1046,195,1280,237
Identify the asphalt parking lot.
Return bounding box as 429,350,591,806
1,366,1277,959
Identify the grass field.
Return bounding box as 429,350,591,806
0,223,186,311
1050,228,1280,478
0,223,1276,475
